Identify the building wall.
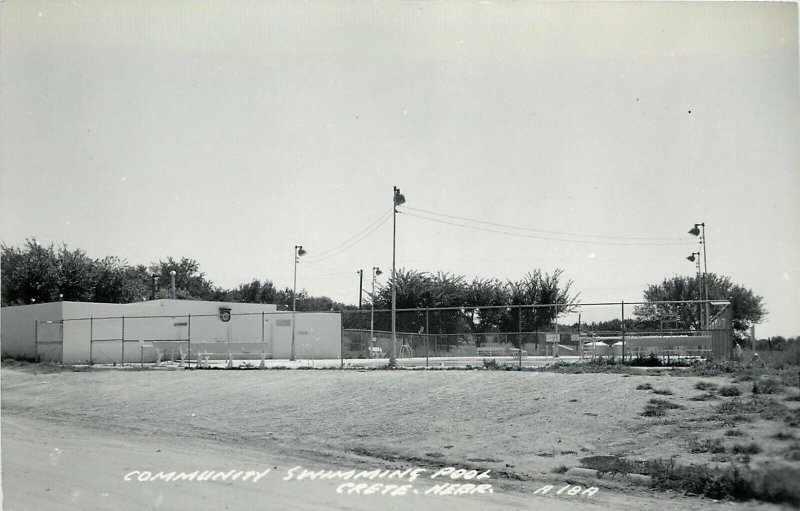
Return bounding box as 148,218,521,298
2,300,341,364
1,302,63,360
60,300,280,364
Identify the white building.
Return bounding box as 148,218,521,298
1,299,342,364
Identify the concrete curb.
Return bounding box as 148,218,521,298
565,467,652,486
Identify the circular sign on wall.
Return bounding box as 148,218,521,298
219,307,232,322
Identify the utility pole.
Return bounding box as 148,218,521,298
357,269,364,310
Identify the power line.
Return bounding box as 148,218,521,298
402,211,695,247
304,211,392,263
305,207,392,260
401,205,691,242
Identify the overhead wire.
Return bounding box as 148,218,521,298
401,210,695,247
401,205,692,242
304,207,392,260
304,211,392,263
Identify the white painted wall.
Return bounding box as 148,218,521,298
1,302,63,360
2,300,341,364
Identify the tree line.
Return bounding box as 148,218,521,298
2,239,770,343
0,240,343,311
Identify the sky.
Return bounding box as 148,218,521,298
1,1,797,336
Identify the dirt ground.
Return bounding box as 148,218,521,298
2,363,795,510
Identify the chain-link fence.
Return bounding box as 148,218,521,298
34,310,342,366
342,300,733,366
30,299,732,367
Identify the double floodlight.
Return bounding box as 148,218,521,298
394,187,406,206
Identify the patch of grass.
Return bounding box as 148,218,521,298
580,455,800,505
552,465,568,474
732,442,762,455
690,393,718,401
784,443,800,461
719,385,742,397
715,397,790,422
695,381,719,391
772,431,795,441
752,377,783,395
636,383,654,391
725,429,744,437
647,460,800,505
652,388,674,396
689,438,727,454
642,398,685,416
785,394,800,402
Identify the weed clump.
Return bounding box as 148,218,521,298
719,385,742,397
752,377,782,395
695,381,719,391
732,443,762,455
642,398,685,417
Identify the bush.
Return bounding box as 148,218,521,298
690,393,718,401
752,377,782,395
636,383,654,390
719,385,742,397
483,358,499,370
695,381,719,391
652,388,674,396
725,429,744,437
642,398,685,416
732,443,762,455
689,438,726,454
627,354,663,367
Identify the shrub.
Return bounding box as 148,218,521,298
752,377,783,395
695,381,719,391
732,443,762,455
642,398,685,416
690,393,718,401
719,385,742,397
725,429,744,437
652,388,674,396
636,383,654,390
483,358,499,370
689,438,727,454
552,465,568,474
772,431,795,441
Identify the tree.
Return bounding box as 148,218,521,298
634,273,766,342
1,239,60,305
500,269,578,347
463,278,509,346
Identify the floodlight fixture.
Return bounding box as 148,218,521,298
291,244,307,361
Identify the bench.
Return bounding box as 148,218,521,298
477,346,507,357
194,344,272,368
139,340,165,366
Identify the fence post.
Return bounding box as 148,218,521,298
518,306,522,368
340,310,344,369
621,301,625,362
260,312,265,369
425,309,430,368
121,315,125,365
34,319,39,361
89,317,94,365
188,314,192,370
554,303,560,360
